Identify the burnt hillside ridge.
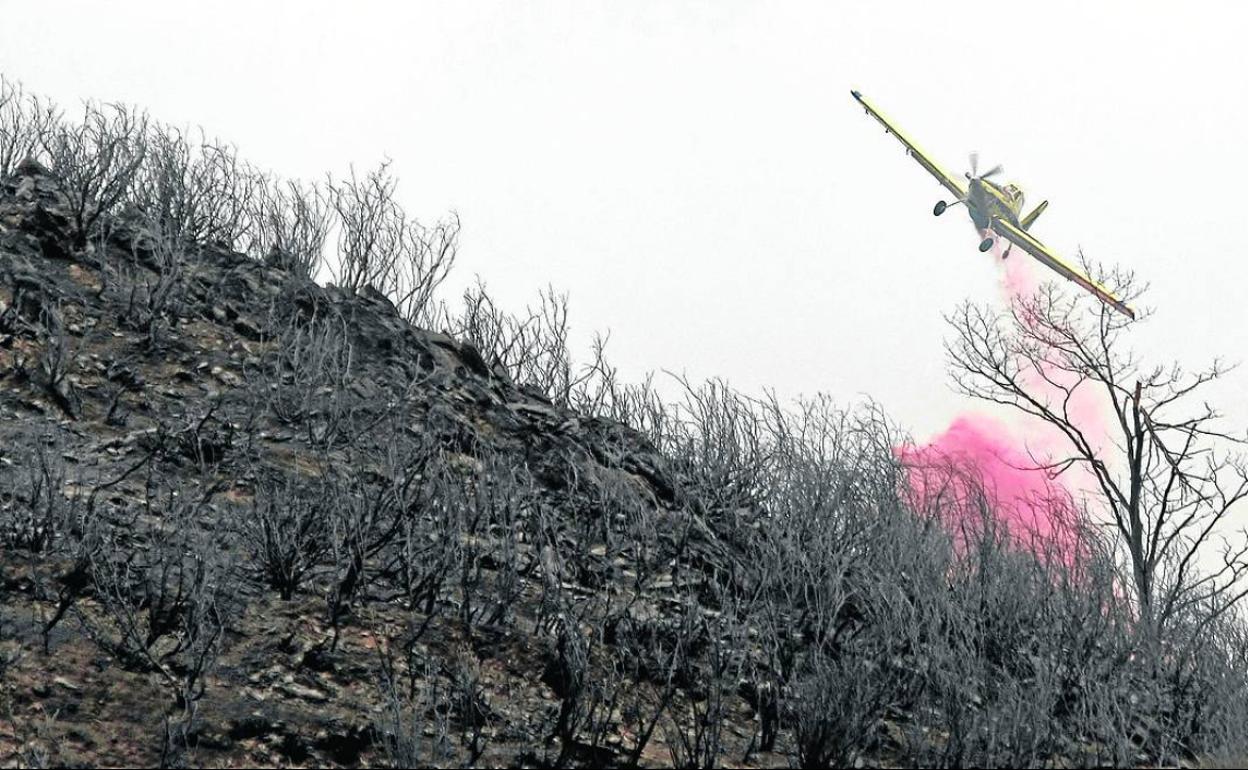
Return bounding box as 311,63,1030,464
1,144,1247,770
0,157,754,768
0,158,680,512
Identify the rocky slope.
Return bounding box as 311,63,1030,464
0,160,758,767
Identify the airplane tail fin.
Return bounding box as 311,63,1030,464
1021,200,1049,231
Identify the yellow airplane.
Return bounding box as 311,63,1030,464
850,90,1135,319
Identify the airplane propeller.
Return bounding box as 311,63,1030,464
967,152,1003,181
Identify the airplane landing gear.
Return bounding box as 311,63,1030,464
978,237,994,253
933,200,947,216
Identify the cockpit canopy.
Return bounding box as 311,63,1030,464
1003,184,1025,206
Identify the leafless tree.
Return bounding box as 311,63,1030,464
128,123,258,250
249,176,333,278
945,260,1248,652
259,306,358,450
0,437,75,554
669,376,775,518
392,215,459,327
41,100,148,249
118,216,188,350
0,75,60,177
583,370,684,454
379,448,461,620
239,473,334,599
32,303,80,420
375,643,455,767
747,401,924,766
325,162,402,292
438,282,634,411
326,162,457,324
662,591,750,770
84,486,231,681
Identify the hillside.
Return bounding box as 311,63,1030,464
1,97,1247,768
0,158,707,766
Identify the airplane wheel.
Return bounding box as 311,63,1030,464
933,201,947,216
978,237,994,252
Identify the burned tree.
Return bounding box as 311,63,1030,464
945,259,1248,646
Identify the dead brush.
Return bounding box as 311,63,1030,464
127,121,258,251
116,216,188,351
0,75,60,177
40,99,148,250
0,437,75,554
237,472,334,600
249,176,332,278
260,307,359,451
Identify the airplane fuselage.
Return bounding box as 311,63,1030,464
967,177,1024,231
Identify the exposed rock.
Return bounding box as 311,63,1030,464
458,339,491,378
15,156,50,177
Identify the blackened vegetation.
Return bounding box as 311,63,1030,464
0,75,1247,768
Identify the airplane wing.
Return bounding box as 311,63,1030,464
851,90,967,201
991,217,1136,319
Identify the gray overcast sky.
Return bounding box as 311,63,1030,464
2,0,1245,440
